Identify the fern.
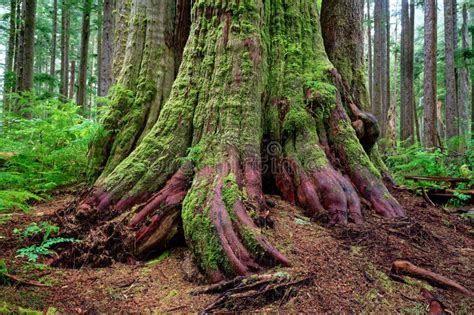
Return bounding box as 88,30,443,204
16,237,78,262
0,190,43,213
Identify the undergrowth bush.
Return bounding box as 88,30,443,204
385,141,474,188
0,94,100,213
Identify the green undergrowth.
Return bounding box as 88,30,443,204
384,140,474,206
0,94,100,215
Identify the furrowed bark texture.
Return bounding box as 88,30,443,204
64,0,404,281
87,0,192,179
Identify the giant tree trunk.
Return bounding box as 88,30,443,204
60,0,405,282
87,0,192,178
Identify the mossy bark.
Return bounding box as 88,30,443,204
87,0,191,179
63,0,405,281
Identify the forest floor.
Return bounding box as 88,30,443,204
0,188,473,313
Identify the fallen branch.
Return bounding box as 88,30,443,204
3,273,49,287
391,260,473,297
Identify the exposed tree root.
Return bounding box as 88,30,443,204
183,149,290,282
195,273,313,313
391,260,473,297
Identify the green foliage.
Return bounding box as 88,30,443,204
13,221,59,242
0,95,99,212
0,258,8,284
13,219,78,262
386,142,474,206
16,237,78,262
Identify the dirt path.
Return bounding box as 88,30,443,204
1,189,473,313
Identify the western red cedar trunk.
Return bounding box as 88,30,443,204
76,0,92,108
111,0,130,80
400,0,414,144
57,0,405,282
444,0,458,142
60,0,70,98
457,4,469,153
423,0,438,148
49,0,58,93
98,0,114,97
367,0,373,106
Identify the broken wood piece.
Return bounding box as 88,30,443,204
420,288,445,315
391,260,473,297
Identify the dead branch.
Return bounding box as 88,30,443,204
391,260,473,297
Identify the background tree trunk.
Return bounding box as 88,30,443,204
457,4,469,153
20,0,37,93
3,0,17,112
98,0,114,97
373,0,385,135
471,6,474,140
69,60,76,99
60,1,70,98
49,0,58,93
423,0,438,148
382,0,390,138
367,0,373,107
400,0,415,144
76,0,93,108
444,0,458,142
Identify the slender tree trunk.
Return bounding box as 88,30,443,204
387,10,398,149
58,0,404,281
423,0,438,148
367,0,373,106
60,1,70,98
49,0,58,93
3,0,17,112
444,0,458,143
400,0,415,144
76,0,93,109
69,60,76,99
373,0,385,134
410,2,420,143
471,7,474,140
98,0,114,97
382,0,390,137
457,4,469,152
